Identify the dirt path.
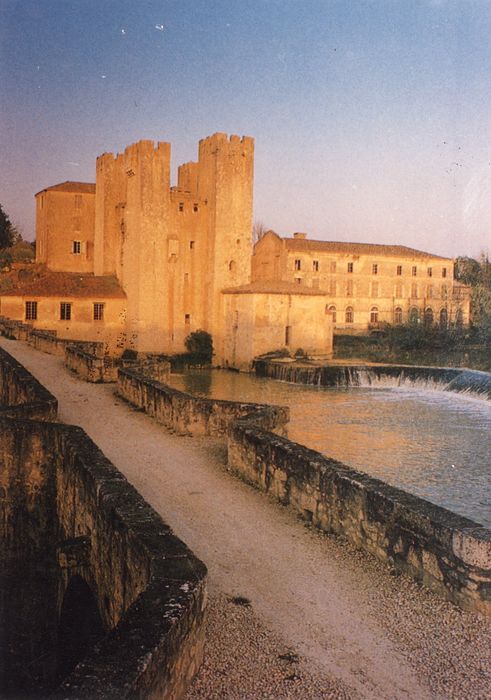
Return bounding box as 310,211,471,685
2,337,490,700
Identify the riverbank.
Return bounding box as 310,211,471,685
1,337,490,699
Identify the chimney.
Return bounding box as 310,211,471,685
293,232,307,240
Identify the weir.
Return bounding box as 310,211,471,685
253,360,491,400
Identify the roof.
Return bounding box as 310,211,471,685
0,270,125,299
283,237,452,261
35,181,96,196
222,281,327,296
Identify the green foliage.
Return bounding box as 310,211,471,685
184,330,213,364
0,204,15,249
0,250,12,268
455,256,482,286
294,348,308,359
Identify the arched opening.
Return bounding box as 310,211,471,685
345,306,353,324
455,308,464,327
57,576,105,682
370,306,379,325
409,307,419,324
424,307,434,326
394,307,403,325
327,305,336,323
439,307,448,329
228,260,236,272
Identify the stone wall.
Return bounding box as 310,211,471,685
227,411,491,615
0,346,57,419
0,317,31,341
28,329,107,358
65,345,120,383
0,349,207,698
117,367,289,437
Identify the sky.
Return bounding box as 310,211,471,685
1,0,491,259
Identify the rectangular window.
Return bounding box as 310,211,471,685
193,204,198,212
427,285,433,298
189,241,195,250
427,267,433,277
93,303,104,321
441,284,448,300
329,261,336,273
371,282,379,297
396,265,402,276
313,260,319,272
372,263,378,275
347,262,353,273
346,280,353,296
185,313,190,324
72,240,81,254
328,279,336,296
412,266,417,276
411,283,418,298
25,301,37,321
179,202,184,212
285,325,292,345
295,277,302,284
60,302,72,321
294,259,301,271
442,267,447,278
395,283,403,298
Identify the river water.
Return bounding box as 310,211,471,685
168,369,491,528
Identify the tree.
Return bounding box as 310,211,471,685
184,330,213,364
252,220,268,245
0,204,15,249
454,256,482,286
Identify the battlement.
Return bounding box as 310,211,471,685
198,132,254,157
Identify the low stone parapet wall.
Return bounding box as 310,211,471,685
28,330,106,358
117,368,289,437
65,345,120,383
0,317,32,341
227,413,491,615
0,346,57,419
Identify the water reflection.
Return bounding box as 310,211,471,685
168,369,491,528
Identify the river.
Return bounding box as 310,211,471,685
168,369,491,528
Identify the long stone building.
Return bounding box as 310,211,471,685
252,231,471,332
1,134,333,368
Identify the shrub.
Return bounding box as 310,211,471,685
184,330,213,364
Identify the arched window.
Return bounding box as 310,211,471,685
229,260,236,272
409,307,419,323
370,306,379,324
424,307,434,326
394,307,403,325
345,306,354,323
456,308,464,327
439,307,448,329
328,305,336,323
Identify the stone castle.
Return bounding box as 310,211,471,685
0,132,469,367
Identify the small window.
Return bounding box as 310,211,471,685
347,262,353,273
372,263,378,275
328,305,336,323
442,267,447,278
345,306,354,323
189,241,195,250
73,240,81,255
313,260,319,272
60,302,72,321
193,203,198,212
395,283,403,298
295,277,302,284
412,266,417,276
178,202,184,212
25,301,37,321
229,260,236,272
294,259,301,271
185,314,190,325
93,303,104,321
346,280,353,296
370,306,379,324
285,325,292,345
441,284,448,300
427,267,433,277
396,265,402,276
371,282,378,298
411,283,418,298
329,261,336,273
427,285,433,299
394,307,403,325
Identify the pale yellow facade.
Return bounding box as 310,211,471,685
221,283,333,370
252,232,471,332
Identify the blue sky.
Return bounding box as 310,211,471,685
1,0,491,258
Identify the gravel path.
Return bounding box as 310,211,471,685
2,337,490,700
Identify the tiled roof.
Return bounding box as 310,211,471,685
0,270,125,298
35,181,96,196
222,281,327,296
283,237,452,261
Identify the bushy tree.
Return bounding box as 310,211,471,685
0,204,15,249
184,330,213,364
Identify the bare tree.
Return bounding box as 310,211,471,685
252,219,268,245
